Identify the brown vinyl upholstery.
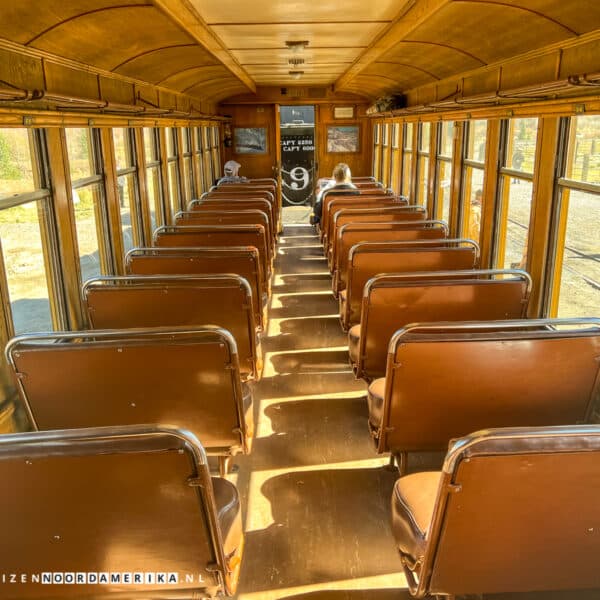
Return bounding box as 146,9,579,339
0,425,243,597
154,224,271,283
322,195,408,247
340,240,479,330
392,425,600,597
332,221,448,293
205,187,278,228
176,209,274,249
191,197,277,234
370,319,600,458
330,206,435,265
125,247,266,330
7,327,253,458
83,275,261,380
352,270,531,380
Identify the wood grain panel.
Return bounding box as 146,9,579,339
0,0,149,44
232,48,362,65
192,0,400,23
212,22,388,49
30,6,193,71
115,45,218,82
161,66,235,91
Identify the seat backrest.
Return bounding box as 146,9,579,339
325,201,422,251
175,209,273,247
343,240,479,328
321,190,406,235
125,247,265,330
333,221,448,290
0,425,239,597
154,224,270,283
205,188,275,204
83,275,259,380
331,206,429,252
189,198,275,233
419,425,600,597
7,328,251,455
379,319,600,454
355,270,531,380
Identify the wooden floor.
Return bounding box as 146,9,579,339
231,219,600,600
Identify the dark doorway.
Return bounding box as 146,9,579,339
280,105,315,206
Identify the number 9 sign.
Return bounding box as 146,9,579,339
289,167,309,190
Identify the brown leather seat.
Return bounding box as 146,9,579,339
372,319,600,474
391,471,441,562
332,221,448,294
83,275,262,381
341,240,480,330
7,327,253,474
367,377,385,430
125,247,267,330
391,425,600,597
351,270,531,381
0,425,244,597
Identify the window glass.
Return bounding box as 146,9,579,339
72,184,104,281
565,115,600,184
419,122,430,152
112,128,133,171
466,120,487,162
499,179,533,269
403,123,413,150
392,123,400,149
462,167,485,242
0,129,35,198
437,160,452,224
143,128,158,162
65,128,94,180
439,121,454,157
555,188,600,317
146,167,161,234
373,124,380,144
118,174,137,253
0,201,53,333
382,124,389,146
181,127,191,154
505,118,537,173
166,128,176,158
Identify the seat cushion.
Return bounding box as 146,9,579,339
367,378,386,428
212,477,243,557
348,324,361,366
242,382,254,437
391,471,441,563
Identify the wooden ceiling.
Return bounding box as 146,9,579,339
1,0,599,106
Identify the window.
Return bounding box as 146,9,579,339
460,120,487,244
494,118,538,270
435,121,454,224
549,115,600,317
211,126,221,182
372,123,381,181
193,127,206,197
202,127,213,190
180,127,194,204
401,122,414,198
0,129,62,334
416,122,431,206
143,127,164,234
65,128,110,282
165,127,182,218
112,128,142,252
389,123,401,194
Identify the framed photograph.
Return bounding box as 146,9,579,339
334,106,354,119
327,125,360,153
234,127,267,154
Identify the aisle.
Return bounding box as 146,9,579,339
231,224,409,600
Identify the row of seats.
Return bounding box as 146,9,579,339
316,183,600,597
1,176,280,598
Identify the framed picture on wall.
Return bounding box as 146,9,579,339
234,127,267,154
326,125,360,153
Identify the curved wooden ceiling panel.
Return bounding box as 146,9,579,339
0,0,149,45
378,41,484,80
164,66,237,92
407,2,575,65
360,62,437,90
29,6,193,71
465,0,600,35
115,45,218,82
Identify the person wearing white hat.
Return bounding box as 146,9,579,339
217,160,249,185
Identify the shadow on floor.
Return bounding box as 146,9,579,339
273,273,333,294
265,316,347,352
247,397,373,470
269,349,353,375
237,466,401,592
269,293,337,319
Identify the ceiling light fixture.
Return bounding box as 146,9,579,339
289,70,304,80
285,40,309,54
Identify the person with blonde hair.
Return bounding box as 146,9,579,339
310,163,358,225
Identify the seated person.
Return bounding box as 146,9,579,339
217,160,249,185
310,163,358,225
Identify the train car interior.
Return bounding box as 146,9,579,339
0,1,599,599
